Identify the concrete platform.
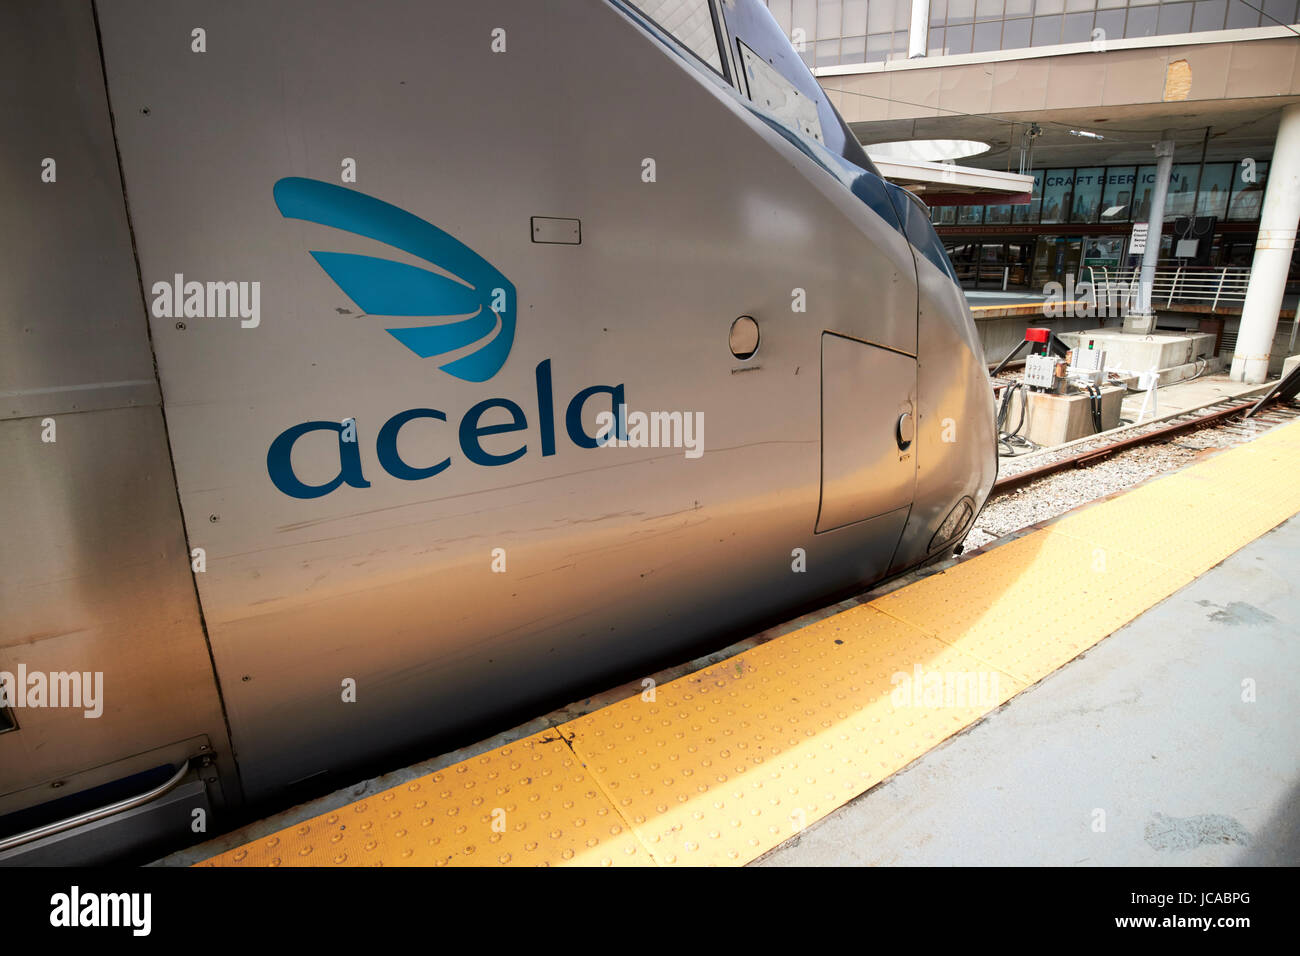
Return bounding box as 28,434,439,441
758,512,1300,867
1118,372,1270,423
1006,385,1124,446
1060,329,1222,387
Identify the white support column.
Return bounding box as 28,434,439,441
1125,139,1175,334
909,0,931,59
1231,103,1300,384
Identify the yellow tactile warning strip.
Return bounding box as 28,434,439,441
200,730,652,867
202,419,1300,867
1048,421,1300,579
558,608,1025,866
871,531,1195,685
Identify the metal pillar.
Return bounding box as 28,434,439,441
909,0,930,59
1124,138,1175,334
1231,103,1300,384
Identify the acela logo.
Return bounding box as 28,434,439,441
265,359,629,500
267,178,631,500
273,177,515,383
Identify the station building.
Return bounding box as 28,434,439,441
761,0,1300,374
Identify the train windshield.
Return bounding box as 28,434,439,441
624,0,728,76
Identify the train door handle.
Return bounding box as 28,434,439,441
896,410,914,450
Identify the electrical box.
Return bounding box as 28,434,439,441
1024,354,1058,390
1070,345,1106,372
1068,344,1107,386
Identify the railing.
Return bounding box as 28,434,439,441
1086,266,1252,311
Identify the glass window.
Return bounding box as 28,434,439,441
1063,11,1095,40
768,0,793,32
928,26,946,52
931,0,950,25
1099,166,1136,222
976,0,1006,18
841,34,866,61
948,0,977,24
1070,167,1104,222
1164,163,1200,219
1035,0,1065,14
1126,5,1159,35
948,242,978,283
1224,0,1261,27
815,38,840,65
867,31,894,59
629,0,723,72
946,23,974,51
1195,163,1234,218
1005,0,1034,12
1096,0,1125,8
1003,16,1034,46
933,204,958,225
1192,0,1227,30
869,0,900,32
1014,170,1045,223
843,0,868,35
1157,2,1194,33
792,0,818,38
986,202,1013,223
1032,14,1063,43
1094,8,1126,42
818,0,843,37
1261,0,1299,26
958,204,985,225
1132,165,1158,220
1065,0,1096,11
973,19,1003,49
1041,168,1073,223
1227,160,1269,220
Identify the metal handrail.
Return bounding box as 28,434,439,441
0,761,191,853
1086,266,1251,308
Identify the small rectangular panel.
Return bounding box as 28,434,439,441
530,216,581,244
817,333,917,533
739,41,824,144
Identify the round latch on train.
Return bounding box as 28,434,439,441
729,316,759,360
896,410,915,450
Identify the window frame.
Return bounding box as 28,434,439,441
614,0,736,87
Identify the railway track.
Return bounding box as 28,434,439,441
990,394,1300,497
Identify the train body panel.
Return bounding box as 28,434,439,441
0,0,236,842
1,0,994,855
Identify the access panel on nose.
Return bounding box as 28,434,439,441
815,332,918,533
